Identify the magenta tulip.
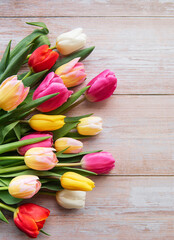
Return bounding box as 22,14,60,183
18,132,53,155
33,72,73,112
85,69,117,102
81,151,115,174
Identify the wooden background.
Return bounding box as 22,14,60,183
0,0,174,239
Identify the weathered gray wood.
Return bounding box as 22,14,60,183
0,0,174,17
0,17,174,94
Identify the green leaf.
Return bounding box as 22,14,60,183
53,122,79,140
10,22,48,60
0,40,11,74
30,35,50,53
65,113,92,123
0,136,51,155
26,22,48,32
0,122,19,144
0,191,22,205
20,70,48,87
0,93,59,125
0,210,9,223
0,170,60,178
41,181,63,191
13,124,21,140
56,147,70,157
0,44,33,83
53,167,97,176
48,86,90,115
65,132,91,139
58,150,102,159
50,46,95,72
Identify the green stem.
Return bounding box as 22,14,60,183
19,120,29,124
21,70,32,81
50,45,56,50
60,96,86,114
0,156,24,161
0,165,29,174
55,162,82,167
39,191,56,196
0,186,9,191
0,202,16,213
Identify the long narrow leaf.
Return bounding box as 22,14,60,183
53,122,79,140
0,210,9,223
0,40,11,74
48,86,90,115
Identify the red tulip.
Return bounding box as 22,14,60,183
28,45,59,73
14,203,50,238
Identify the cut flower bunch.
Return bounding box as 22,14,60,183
0,22,117,238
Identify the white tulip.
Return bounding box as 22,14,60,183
56,28,87,55
56,189,86,209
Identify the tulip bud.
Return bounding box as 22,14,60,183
56,28,87,55
24,147,58,171
56,189,86,209
28,45,59,73
29,114,65,131
85,69,117,102
33,72,73,112
0,75,29,111
81,152,115,174
8,175,41,199
18,132,53,155
55,58,86,88
77,116,102,135
14,203,50,238
55,137,83,154
60,172,95,191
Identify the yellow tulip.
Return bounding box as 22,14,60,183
0,75,29,111
29,114,65,131
60,172,95,191
8,175,41,199
77,116,103,135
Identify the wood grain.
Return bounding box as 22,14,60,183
2,177,174,240
68,95,174,175
0,0,174,17
0,17,174,94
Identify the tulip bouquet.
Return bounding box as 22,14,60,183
0,22,117,238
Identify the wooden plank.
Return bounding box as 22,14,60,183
67,95,174,175
0,17,174,94
2,176,174,239
0,0,174,17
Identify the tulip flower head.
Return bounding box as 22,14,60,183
14,203,50,238
55,57,86,88
56,189,86,209
29,114,65,131
56,28,87,55
61,172,95,191
24,147,58,171
8,175,41,199
55,137,83,154
0,75,29,111
28,45,59,73
85,69,117,102
81,152,115,174
77,116,103,135
18,132,53,155
33,72,73,112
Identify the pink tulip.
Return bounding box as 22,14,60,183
18,132,53,155
0,75,29,111
81,151,115,174
33,72,73,112
55,57,86,88
85,69,117,102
